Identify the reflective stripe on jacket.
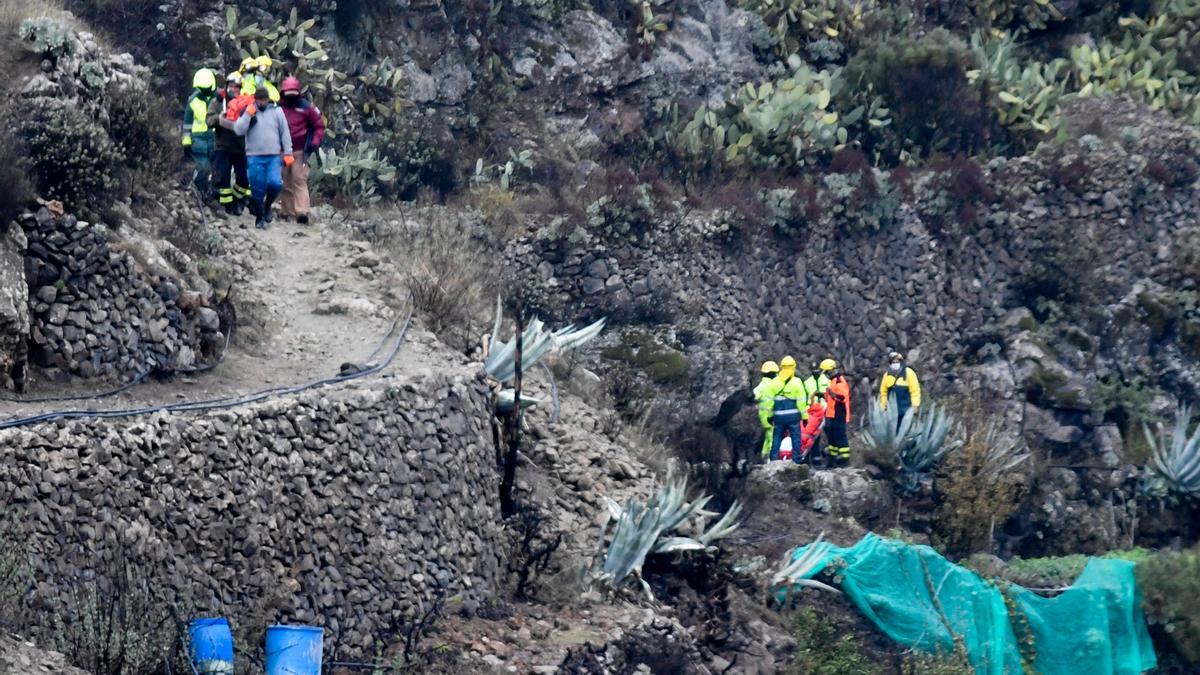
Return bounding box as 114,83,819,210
880,367,921,409
803,374,831,397
772,376,806,418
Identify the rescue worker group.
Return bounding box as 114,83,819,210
753,351,921,466
182,58,326,230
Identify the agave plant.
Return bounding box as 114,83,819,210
484,296,606,384
898,403,960,492
1144,404,1200,496
592,474,741,600
978,422,1031,479
772,533,839,594
862,397,917,459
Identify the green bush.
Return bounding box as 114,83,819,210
105,82,174,174
18,99,124,215
675,59,888,170
581,168,676,241
841,30,999,162
18,16,76,61
601,330,691,386
310,142,397,205
378,117,457,201
970,0,1064,33
1137,546,1200,664
982,549,1152,588
788,606,882,674
762,182,822,237
740,0,873,63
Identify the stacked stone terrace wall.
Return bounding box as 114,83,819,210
0,371,503,651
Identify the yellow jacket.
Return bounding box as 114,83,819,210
753,377,776,428
880,367,921,409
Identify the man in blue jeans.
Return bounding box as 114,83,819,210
234,87,293,229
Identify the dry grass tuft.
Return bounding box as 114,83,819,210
375,209,499,354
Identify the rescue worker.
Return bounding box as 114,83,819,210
754,361,779,458
823,359,852,466
803,360,831,398
769,355,807,461
880,351,921,427
240,55,280,102
208,72,251,215
278,76,326,224
182,68,218,196
234,86,293,229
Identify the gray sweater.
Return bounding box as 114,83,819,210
233,103,293,156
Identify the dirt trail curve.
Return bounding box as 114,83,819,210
0,213,441,419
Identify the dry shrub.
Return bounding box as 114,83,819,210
380,212,498,353
932,401,1029,557
47,558,191,675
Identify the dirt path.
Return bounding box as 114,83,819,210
0,214,420,418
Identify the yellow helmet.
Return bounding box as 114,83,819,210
192,68,216,90
820,358,837,372
256,55,274,71
240,57,258,73
226,71,242,85
761,361,780,374
780,355,797,369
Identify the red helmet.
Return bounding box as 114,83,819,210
281,76,302,94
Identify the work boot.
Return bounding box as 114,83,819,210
297,214,309,225
230,202,243,216
263,194,277,223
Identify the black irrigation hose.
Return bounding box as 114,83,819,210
0,369,152,404
0,300,413,430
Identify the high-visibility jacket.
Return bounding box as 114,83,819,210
182,90,214,146
825,374,851,422
771,375,807,423
753,376,776,429
241,74,280,103
880,367,921,410
803,373,831,397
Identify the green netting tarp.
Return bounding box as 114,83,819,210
786,533,1157,674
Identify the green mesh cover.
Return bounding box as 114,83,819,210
787,533,1157,674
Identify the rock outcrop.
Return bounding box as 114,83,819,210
0,222,30,392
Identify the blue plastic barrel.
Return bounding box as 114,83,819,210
265,625,324,675
188,618,234,674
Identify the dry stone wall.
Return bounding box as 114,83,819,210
0,372,503,652
19,208,223,380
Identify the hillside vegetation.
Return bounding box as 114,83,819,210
1,0,1200,673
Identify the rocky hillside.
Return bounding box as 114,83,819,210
2,0,1200,673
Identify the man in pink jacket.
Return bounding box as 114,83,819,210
278,76,326,224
